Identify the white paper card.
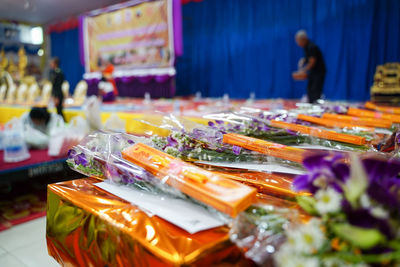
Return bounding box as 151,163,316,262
95,182,225,234
196,161,305,175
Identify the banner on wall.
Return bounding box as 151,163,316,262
82,0,175,78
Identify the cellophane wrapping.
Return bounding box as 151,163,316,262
46,178,253,267
204,108,378,152
135,113,305,171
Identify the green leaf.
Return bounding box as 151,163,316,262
327,250,400,264
46,191,61,229
331,223,386,249
296,195,318,215
52,205,84,236
343,153,368,206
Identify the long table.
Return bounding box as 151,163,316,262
0,149,80,184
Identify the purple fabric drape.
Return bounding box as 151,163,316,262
78,16,85,67
86,77,176,98
173,0,183,56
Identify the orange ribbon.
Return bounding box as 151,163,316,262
365,101,400,115
297,114,374,132
222,133,305,163
348,107,400,123
270,120,366,145
322,113,392,128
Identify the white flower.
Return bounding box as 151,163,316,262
312,173,330,188
360,194,371,209
370,206,389,219
360,193,388,219
286,219,325,253
315,188,342,214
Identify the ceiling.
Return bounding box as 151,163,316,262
0,0,126,24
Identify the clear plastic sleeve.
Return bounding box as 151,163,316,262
230,203,303,266
66,132,185,198
204,108,379,152
67,131,257,218
134,113,305,170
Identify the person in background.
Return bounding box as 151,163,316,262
98,64,118,102
49,57,65,119
21,107,64,149
294,30,326,103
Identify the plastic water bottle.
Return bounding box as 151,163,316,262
222,93,230,105
3,119,30,162
173,100,181,115
246,92,255,105
143,92,151,105
250,92,255,101
195,91,202,101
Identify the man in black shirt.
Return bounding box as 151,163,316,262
295,30,326,103
49,57,65,119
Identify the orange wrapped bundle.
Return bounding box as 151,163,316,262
122,143,256,217
297,114,374,131
365,101,400,115
214,170,309,198
347,107,400,123
46,178,253,267
322,113,392,128
270,120,367,145
222,133,305,163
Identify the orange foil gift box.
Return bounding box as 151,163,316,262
222,133,306,163
297,114,374,131
46,178,253,267
365,101,400,115
347,107,400,123
122,143,257,217
270,120,367,145
322,113,392,128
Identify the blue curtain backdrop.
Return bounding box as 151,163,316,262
176,0,400,101
50,28,85,92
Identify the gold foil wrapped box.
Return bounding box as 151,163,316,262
46,178,253,266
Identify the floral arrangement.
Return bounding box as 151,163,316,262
274,152,400,267
66,132,136,179
206,111,375,151
150,128,290,164
207,116,309,145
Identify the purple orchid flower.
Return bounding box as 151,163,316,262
395,132,400,147
232,145,242,155
166,136,178,147
341,200,393,239
67,149,76,159
293,152,348,194
74,153,88,167
361,158,400,208
261,125,270,131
